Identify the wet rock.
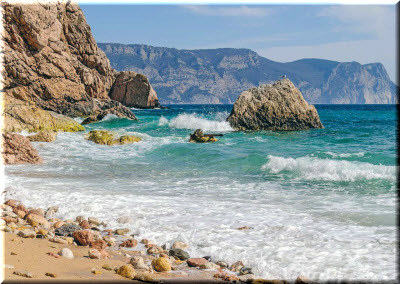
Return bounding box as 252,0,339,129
90,239,108,250
86,130,141,146
13,270,34,278
102,264,113,271
53,221,65,228
45,272,57,278
120,239,138,248
200,262,220,270
147,245,164,255
1,133,42,164
88,217,101,226
54,223,81,237
26,214,49,228
134,271,159,283
45,206,58,219
116,216,133,224
73,230,94,246
129,256,150,270
171,241,189,250
116,264,136,279
151,257,171,272
237,226,253,230
169,248,189,260
76,216,85,223
238,274,255,282
187,258,208,267
59,248,74,259
79,220,91,229
230,261,244,272
17,229,36,238
216,261,228,268
239,267,253,275
27,130,57,142
27,209,45,216
203,255,212,261
115,228,130,235
295,276,315,284
227,78,324,131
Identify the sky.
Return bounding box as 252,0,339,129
80,4,396,81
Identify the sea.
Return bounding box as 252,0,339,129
4,104,397,280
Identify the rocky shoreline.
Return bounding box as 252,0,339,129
1,198,315,283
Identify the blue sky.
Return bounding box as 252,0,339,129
80,4,396,81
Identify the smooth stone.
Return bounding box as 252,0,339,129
73,230,94,246
102,264,113,271
216,261,228,268
239,267,253,275
147,245,163,254
59,248,74,259
17,229,36,238
90,239,108,250
129,256,150,270
187,258,208,267
115,228,129,235
151,257,171,272
171,241,189,250
168,248,189,260
116,264,136,279
200,262,220,270
88,217,100,226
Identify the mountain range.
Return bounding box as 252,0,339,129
99,43,397,105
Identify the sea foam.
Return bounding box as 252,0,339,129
263,155,396,182
164,113,233,132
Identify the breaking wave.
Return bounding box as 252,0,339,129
262,155,396,182
162,113,233,132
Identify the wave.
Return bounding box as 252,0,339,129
325,152,365,158
162,113,234,132
262,155,396,182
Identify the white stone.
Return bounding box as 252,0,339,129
59,248,74,259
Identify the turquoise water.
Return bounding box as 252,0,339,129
4,104,397,280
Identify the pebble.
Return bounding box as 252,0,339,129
11,252,17,255
115,228,129,235
187,258,208,267
171,241,189,250
216,261,228,268
45,272,57,278
49,237,68,244
91,269,102,274
199,262,220,270
90,239,107,250
169,248,190,260
59,248,74,259
102,264,113,271
230,260,244,272
239,267,253,275
129,256,150,270
47,252,60,258
73,230,94,246
88,217,101,226
119,239,138,248
116,264,136,279
53,221,65,228
13,269,34,278
17,229,36,238
151,257,171,272
4,264,14,269
147,245,163,254
116,216,133,224
134,271,158,283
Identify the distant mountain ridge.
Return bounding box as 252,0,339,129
99,43,397,104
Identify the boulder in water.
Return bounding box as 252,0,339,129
227,78,324,131
85,130,141,145
1,133,42,164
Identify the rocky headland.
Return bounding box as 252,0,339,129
1,0,161,164
227,78,323,131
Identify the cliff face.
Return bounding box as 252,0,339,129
1,1,137,131
99,43,397,105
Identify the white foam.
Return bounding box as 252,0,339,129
263,155,396,182
158,116,168,126
325,152,365,158
101,114,119,121
74,117,84,123
167,113,233,132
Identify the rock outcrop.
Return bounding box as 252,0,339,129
100,43,397,104
1,133,43,164
227,78,324,131
85,130,141,146
109,71,160,108
1,0,137,131
27,130,57,142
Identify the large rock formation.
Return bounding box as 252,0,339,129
1,133,43,164
109,71,160,108
100,43,397,104
227,78,324,131
1,0,137,132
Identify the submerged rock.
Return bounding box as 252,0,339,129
1,133,42,164
227,78,324,131
109,71,161,109
85,130,141,146
169,249,190,260
27,130,57,142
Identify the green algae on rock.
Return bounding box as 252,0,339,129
85,130,141,146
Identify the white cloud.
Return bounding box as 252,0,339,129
181,5,272,17
257,38,396,83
